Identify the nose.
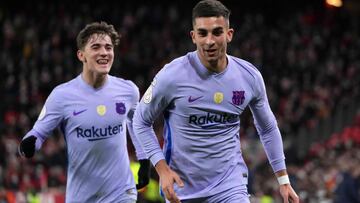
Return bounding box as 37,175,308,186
205,34,215,46
99,46,108,55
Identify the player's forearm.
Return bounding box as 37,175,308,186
132,123,164,161
259,127,286,172
250,103,286,172
126,122,147,160
133,110,165,165
275,169,287,177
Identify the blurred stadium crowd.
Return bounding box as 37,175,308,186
0,1,359,202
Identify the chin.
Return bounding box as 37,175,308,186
97,67,110,73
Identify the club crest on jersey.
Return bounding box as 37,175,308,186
143,86,153,104
116,102,126,115
97,105,106,116
143,78,157,104
213,92,224,104
232,91,245,105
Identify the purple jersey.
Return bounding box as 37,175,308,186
23,75,146,202
133,51,286,200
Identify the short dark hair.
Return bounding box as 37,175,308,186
76,21,120,50
192,0,230,26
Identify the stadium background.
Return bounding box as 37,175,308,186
0,0,359,202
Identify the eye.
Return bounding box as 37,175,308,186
105,45,113,51
197,30,207,37
212,28,224,36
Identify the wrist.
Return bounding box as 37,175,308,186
277,175,290,185
155,160,170,176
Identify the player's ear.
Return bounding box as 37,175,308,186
190,30,196,44
226,28,234,43
77,50,86,62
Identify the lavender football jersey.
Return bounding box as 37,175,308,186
133,51,286,200
23,75,146,203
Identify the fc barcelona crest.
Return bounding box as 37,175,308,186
232,91,245,105
116,102,126,115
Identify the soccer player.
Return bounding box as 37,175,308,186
133,0,299,203
18,22,150,203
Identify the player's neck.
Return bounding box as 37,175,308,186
202,56,228,73
81,71,108,89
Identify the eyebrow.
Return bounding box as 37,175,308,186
196,26,224,32
213,27,223,32
89,43,113,47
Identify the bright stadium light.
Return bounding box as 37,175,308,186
326,0,343,7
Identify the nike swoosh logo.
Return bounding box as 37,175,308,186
73,109,87,116
188,96,203,103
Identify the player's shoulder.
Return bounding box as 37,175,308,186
156,53,191,77
109,75,140,100
43,76,80,104
51,76,79,96
168,53,190,67
229,55,263,80
109,75,137,90
108,75,139,98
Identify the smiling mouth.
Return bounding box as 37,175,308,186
97,59,109,65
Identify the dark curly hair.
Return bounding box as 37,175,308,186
76,21,120,50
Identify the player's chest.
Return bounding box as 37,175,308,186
62,94,132,126
173,79,254,114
